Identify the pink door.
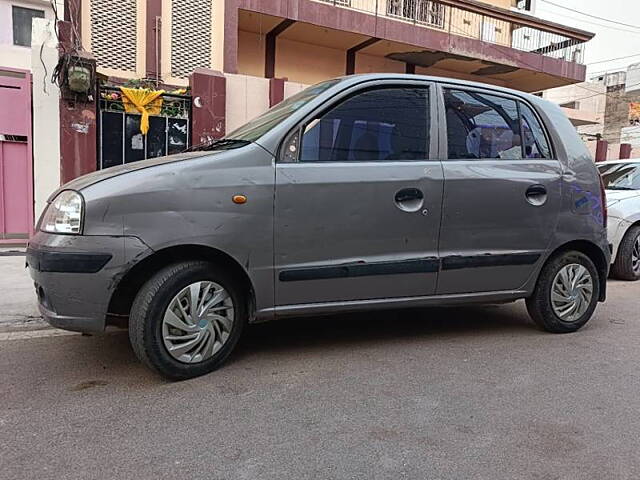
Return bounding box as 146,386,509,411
0,67,33,243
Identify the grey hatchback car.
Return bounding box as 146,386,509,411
28,74,610,379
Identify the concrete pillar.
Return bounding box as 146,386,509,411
145,0,162,81
595,140,608,162
269,78,285,107
57,21,98,184
620,143,632,159
212,0,226,72
31,18,61,220
189,68,226,143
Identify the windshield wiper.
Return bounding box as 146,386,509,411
183,138,250,153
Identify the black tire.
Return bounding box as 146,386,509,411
129,261,246,380
526,251,600,333
611,226,640,281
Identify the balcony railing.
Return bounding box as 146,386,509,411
316,0,588,64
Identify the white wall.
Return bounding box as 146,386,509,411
225,73,270,133
30,17,60,219
0,0,59,70
284,81,307,99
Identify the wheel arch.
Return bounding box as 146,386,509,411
107,244,256,327
547,240,609,302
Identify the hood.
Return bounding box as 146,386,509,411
605,189,640,206
49,151,213,201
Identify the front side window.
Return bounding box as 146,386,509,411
598,163,640,190
444,89,522,160
12,6,45,47
299,87,429,162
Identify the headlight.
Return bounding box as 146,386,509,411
40,190,84,234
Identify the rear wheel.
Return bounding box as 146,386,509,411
129,261,245,380
611,226,640,281
526,251,600,333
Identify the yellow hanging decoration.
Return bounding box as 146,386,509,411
119,87,165,135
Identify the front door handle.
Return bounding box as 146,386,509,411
525,184,548,206
395,188,424,212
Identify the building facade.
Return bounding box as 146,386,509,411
76,0,589,90
542,69,640,161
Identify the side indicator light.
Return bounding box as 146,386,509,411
232,195,247,204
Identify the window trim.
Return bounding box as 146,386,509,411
277,80,438,164
436,83,556,161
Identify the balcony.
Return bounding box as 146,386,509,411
316,0,588,64
229,0,593,91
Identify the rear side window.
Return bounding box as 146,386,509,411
520,103,551,159
299,87,429,162
444,89,521,160
444,89,551,160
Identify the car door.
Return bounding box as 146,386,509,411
274,82,444,306
436,85,561,294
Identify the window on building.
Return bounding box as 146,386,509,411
386,0,445,29
559,101,580,109
12,6,45,47
444,89,522,160
300,88,430,162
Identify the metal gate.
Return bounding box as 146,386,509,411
0,67,33,243
98,86,191,169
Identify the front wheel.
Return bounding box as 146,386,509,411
526,251,600,333
129,261,245,380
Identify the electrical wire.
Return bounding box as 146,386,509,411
539,0,640,31
536,7,640,36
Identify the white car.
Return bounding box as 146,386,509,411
598,160,640,281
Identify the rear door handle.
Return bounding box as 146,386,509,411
394,188,424,212
525,184,547,206
395,188,423,203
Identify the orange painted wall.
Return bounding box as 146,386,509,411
275,38,344,84
238,30,265,77
355,53,405,74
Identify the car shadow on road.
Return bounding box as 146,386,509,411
232,301,538,360
16,301,538,386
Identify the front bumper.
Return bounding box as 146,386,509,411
27,232,151,333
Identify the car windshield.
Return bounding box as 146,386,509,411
224,79,341,142
598,162,640,190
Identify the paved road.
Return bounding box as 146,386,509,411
1,281,639,480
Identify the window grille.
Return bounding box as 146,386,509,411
90,0,138,72
171,0,212,78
